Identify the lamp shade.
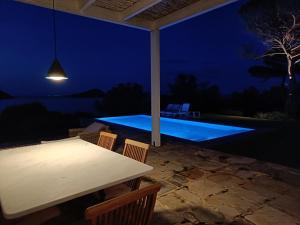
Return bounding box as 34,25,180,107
46,58,68,81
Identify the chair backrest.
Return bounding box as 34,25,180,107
170,104,181,112
123,139,149,163
97,131,117,151
123,139,150,190
165,104,173,111
181,103,190,112
85,184,161,225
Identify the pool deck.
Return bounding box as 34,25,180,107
111,126,300,225
142,141,300,225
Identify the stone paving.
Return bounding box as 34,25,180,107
67,130,300,225
2,134,300,225
135,142,300,225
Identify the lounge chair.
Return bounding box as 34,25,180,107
176,103,190,117
160,104,173,117
160,104,182,117
161,103,190,118
69,122,110,145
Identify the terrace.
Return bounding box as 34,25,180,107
106,124,300,225
1,0,300,225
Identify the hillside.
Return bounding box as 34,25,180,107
0,90,13,99
69,89,105,98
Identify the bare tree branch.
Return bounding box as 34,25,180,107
291,53,300,59
256,52,286,59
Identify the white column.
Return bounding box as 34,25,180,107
151,29,161,147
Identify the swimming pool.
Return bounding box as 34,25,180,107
97,115,254,142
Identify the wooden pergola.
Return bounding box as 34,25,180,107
17,0,238,147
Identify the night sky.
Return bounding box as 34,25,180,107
0,0,278,96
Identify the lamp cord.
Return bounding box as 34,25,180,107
52,0,57,59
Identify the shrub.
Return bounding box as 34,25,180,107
0,102,80,143
102,83,148,116
255,111,291,121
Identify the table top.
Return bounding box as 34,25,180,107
0,138,153,219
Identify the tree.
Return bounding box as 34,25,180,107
248,55,300,88
230,87,263,116
102,83,147,116
197,83,222,113
169,74,198,103
240,0,300,114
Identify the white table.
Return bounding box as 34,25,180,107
0,138,153,219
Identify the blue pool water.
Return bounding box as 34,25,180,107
97,115,254,142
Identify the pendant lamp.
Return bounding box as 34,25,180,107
46,0,68,81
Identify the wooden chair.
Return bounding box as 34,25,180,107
85,184,161,225
97,131,117,151
104,139,150,200
123,139,150,190
123,139,149,163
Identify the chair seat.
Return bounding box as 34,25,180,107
104,184,131,200
1,207,61,225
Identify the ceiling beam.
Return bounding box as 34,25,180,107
83,5,155,30
81,4,122,22
16,0,153,30
16,0,79,12
121,0,162,21
155,0,239,30
78,0,96,13
126,17,156,30
16,0,239,31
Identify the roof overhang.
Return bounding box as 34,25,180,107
17,0,239,31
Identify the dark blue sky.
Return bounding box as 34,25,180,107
0,0,278,96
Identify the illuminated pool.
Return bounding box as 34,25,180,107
97,115,254,142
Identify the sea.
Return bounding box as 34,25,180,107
0,97,101,114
